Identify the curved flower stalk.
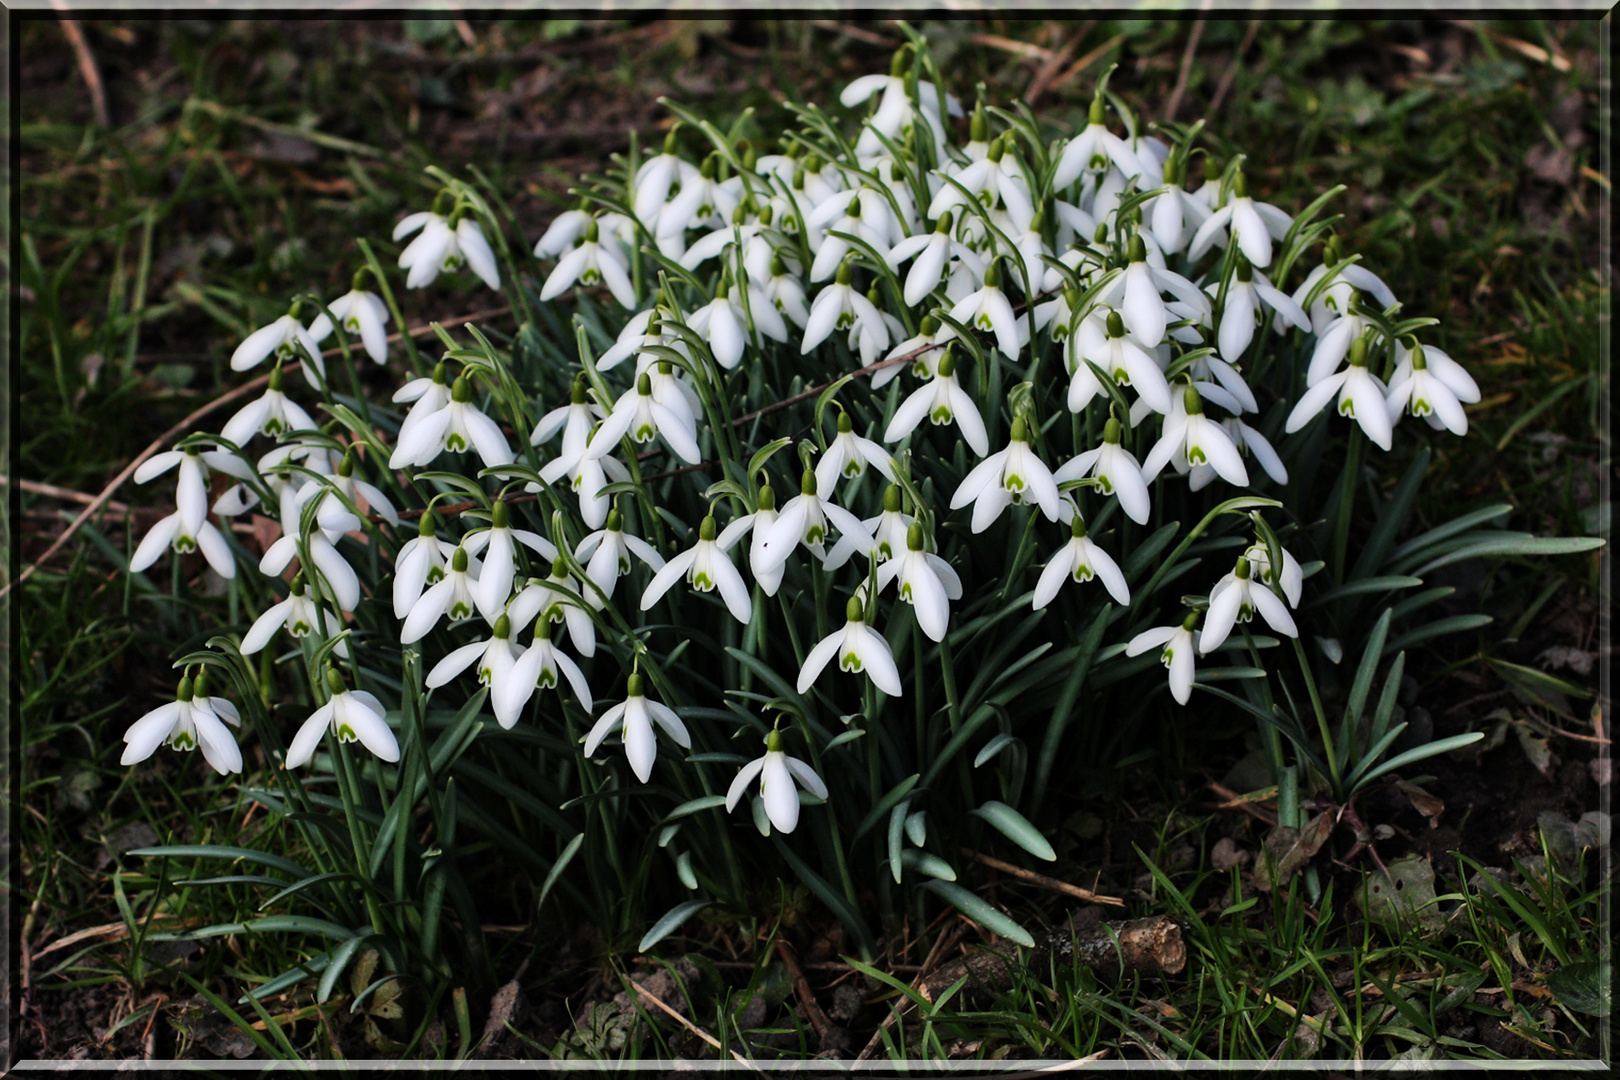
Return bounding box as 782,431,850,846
462,500,561,622
726,728,828,834
241,574,348,659
496,617,593,728
757,467,877,573
1053,418,1152,525
575,508,666,610
308,281,391,365
395,208,501,290
231,308,326,388
584,672,690,783
884,347,987,457
798,596,902,697
1285,336,1393,451
121,672,242,775
640,515,752,625
1384,341,1479,436
221,364,318,446
1126,613,1203,706
1199,555,1300,654
1033,508,1129,609
389,375,514,471
876,523,962,642
950,417,1062,532
286,668,398,770
400,545,483,644
1141,386,1250,488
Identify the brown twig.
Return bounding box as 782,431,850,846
774,939,837,1049
1208,20,1262,117
812,21,900,49
1048,34,1128,96
1163,20,1206,123
1025,24,1091,107
629,980,753,1066
1207,780,1280,826
54,7,110,129
959,848,1126,907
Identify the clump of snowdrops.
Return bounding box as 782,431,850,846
120,32,1533,1004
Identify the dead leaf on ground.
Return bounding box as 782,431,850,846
1254,813,1334,891
1395,779,1445,828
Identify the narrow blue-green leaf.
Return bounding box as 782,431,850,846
538,833,585,914
853,774,921,842
971,800,1056,862
974,732,1019,768
1355,733,1485,788
1410,536,1604,576
662,795,728,824
1383,614,1493,655
1306,576,1424,607
888,802,909,885
824,728,866,751
177,972,280,1058
316,934,375,1004
900,850,957,881
925,881,1035,948
128,845,312,880
639,900,712,953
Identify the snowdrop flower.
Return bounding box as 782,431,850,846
540,218,636,309
1092,235,1210,351
929,136,1034,227
400,546,482,644
1188,171,1295,269
327,449,398,528
462,500,560,622
395,208,501,291
1142,386,1251,487
801,259,887,354
129,449,245,580
807,188,895,281
584,672,690,783
389,376,514,471
877,523,963,642
763,254,810,329
533,207,591,259
1069,309,1173,415
798,597,902,697
1304,303,1377,386
1384,341,1478,436
736,483,785,596
868,485,915,563
1241,540,1305,609
392,361,453,449
658,154,739,240
286,668,398,770
597,309,662,373
841,64,954,154
496,616,593,728
874,314,956,390
220,364,318,446
756,467,877,573
259,522,360,613
1126,613,1202,706
121,672,242,775
241,574,348,658
885,211,982,309
817,411,896,493
1189,418,1287,492
1053,418,1152,525
508,564,596,658
1179,343,1260,416
575,508,665,610
687,279,788,370
1145,156,1214,255
726,728,828,835
232,307,326,389
950,417,1062,533
530,377,605,461
848,284,901,368
681,202,782,281
393,512,459,620
1215,257,1311,363
541,448,628,530
632,130,697,225
1053,97,1150,190
1292,255,1399,335
1199,555,1299,654
1284,336,1393,451
587,372,701,465
640,515,752,624
947,259,1021,361
1034,510,1130,609
308,282,391,365
425,613,525,703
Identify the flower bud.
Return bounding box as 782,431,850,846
1128,234,1147,264
836,258,855,287
337,451,355,478
837,411,853,434
1103,417,1122,445
934,209,954,235
637,373,653,396
766,726,785,754
937,346,957,379
1349,335,1370,368
800,466,818,497
176,676,195,702
1088,96,1106,126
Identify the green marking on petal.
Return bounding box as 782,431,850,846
840,651,863,673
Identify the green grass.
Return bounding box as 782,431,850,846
12,17,1607,1061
